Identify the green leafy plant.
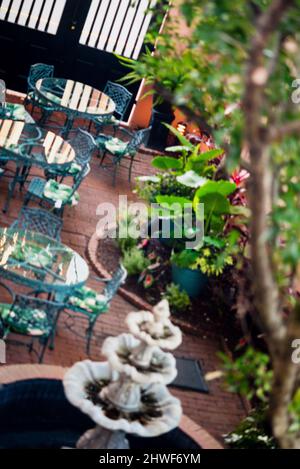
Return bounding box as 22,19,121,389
122,247,150,276
163,283,191,313
219,347,273,403
288,388,300,434
225,406,277,449
116,212,139,254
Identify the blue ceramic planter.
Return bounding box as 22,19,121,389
172,264,208,298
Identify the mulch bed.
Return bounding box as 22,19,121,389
96,237,242,348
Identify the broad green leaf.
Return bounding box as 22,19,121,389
136,175,160,183
152,156,183,171
194,180,237,199
190,149,224,164
176,171,207,188
203,236,226,249
165,145,191,152
194,192,230,217
156,195,192,207
163,123,193,148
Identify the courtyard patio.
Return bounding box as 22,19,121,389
0,0,299,454
0,90,247,447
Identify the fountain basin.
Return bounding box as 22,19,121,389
63,360,182,438
102,333,177,384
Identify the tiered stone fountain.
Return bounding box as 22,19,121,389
63,299,182,449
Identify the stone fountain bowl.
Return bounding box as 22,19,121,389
102,333,177,385
63,360,182,438
0,379,199,449
126,310,182,350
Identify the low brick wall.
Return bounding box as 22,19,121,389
0,364,223,449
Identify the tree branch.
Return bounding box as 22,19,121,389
270,120,300,141
244,0,297,448
244,0,294,352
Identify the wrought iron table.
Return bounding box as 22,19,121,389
35,78,116,138
0,119,76,211
0,227,89,295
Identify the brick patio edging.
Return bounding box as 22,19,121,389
0,364,223,449
87,232,202,337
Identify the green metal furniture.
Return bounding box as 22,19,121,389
0,228,89,296
25,63,55,124
9,207,63,241
24,164,90,217
44,128,96,182
0,102,35,123
0,282,64,363
0,79,34,123
62,264,127,354
97,126,151,184
90,81,132,132
35,78,116,138
0,120,76,212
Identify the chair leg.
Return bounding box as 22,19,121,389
23,194,30,207
128,156,135,182
38,338,48,363
112,163,118,186
3,176,17,213
86,318,97,355
99,151,106,166
48,310,61,350
38,109,50,127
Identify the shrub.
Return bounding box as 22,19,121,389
225,406,276,449
163,283,191,313
116,212,138,254
122,247,150,276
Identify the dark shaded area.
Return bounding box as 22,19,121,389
171,357,209,393
0,0,138,120
0,379,201,449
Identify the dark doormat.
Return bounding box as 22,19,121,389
170,357,209,393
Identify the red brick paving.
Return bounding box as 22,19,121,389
0,96,247,443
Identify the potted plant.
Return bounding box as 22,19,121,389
157,179,246,297
170,235,236,297
170,249,208,298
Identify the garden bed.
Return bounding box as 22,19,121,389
94,235,242,349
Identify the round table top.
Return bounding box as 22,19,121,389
0,228,89,294
0,119,75,167
36,78,116,117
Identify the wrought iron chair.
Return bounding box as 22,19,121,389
25,63,55,124
44,129,96,182
9,207,63,241
61,264,127,355
0,282,64,363
96,126,151,185
24,163,90,217
90,81,132,132
1,124,43,213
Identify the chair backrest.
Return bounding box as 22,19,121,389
27,63,54,92
103,264,127,303
103,81,132,121
69,129,96,167
127,127,151,154
0,80,6,108
12,294,64,330
9,207,63,241
62,164,90,207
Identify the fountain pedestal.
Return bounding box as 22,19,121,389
64,300,182,449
